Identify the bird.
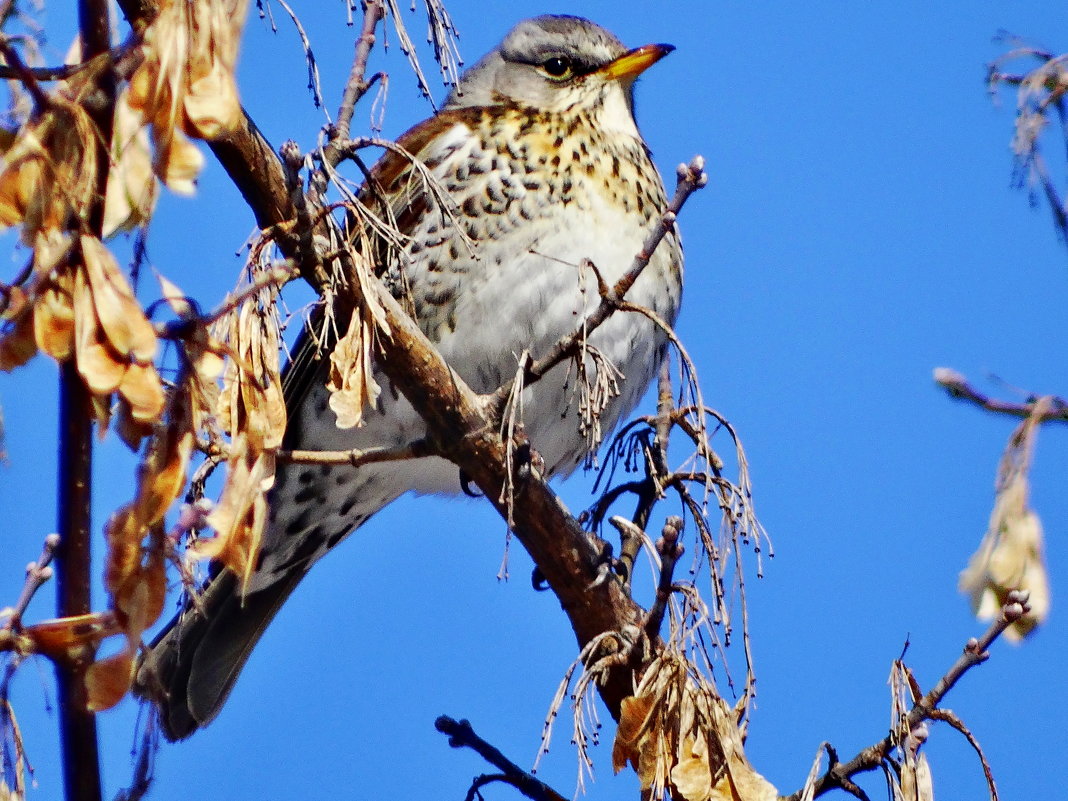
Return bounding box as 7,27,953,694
135,13,684,740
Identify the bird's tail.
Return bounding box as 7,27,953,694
133,444,422,739
134,565,305,740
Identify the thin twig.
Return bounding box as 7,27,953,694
275,0,326,113
783,592,1032,800
487,156,709,418
278,438,434,466
336,0,386,140
643,516,684,640
0,36,50,109
156,263,298,341
934,367,1068,422
6,534,60,630
435,716,568,801
0,62,91,81
928,708,999,801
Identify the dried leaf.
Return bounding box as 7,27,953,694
157,271,194,318
613,654,777,801
32,280,75,361
103,89,159,237
138,422,195,524
0,143,42,227
197,435,273,592
183,60,241,138
23,612,119,654
129,0,247,196
959,400,1052,639
896,753,935,801
114,397,155,451
90,391,113,436
671,736,713,801
119,361,165,423
215,295,285,449
153,129,204,195
85,650,134,712
80,235,158,362
72,267,124,394
708,756,777,801
103,505,143,600
0,308,37,370
614,694,656,773
0,98,98,242
327,309,382,429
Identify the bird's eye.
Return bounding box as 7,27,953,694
541,56,573,79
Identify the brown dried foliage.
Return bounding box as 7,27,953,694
612,653,775,801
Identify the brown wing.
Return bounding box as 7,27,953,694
280,107,483,416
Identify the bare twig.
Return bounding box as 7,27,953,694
928,708,999,801
435,716,568,801
934,367,1068,422
336,0,386,139
644,516,684,640
5,533,60,630
278,438,434,467
783,592,1032,800
0,36,50,109
487,156,709,418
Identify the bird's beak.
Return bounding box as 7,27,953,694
598,43,675,81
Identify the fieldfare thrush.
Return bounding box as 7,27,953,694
137,13,685,740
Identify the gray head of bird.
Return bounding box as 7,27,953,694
444,15,673,136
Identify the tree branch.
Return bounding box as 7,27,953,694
113,0,689,721
334,0,385,140
6,533,60,630
487,157,708,418
435,716,568,801
934,367,1068,422
784,592,1032,800
53,2,115,798
278,438,434,467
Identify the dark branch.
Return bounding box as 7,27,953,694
53,2,115,799
934,368,1068,422
435,716,568,801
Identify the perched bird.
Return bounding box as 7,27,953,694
137,14,684,740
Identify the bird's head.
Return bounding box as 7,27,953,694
445,15,673,134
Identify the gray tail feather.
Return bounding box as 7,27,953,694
134,567,304,741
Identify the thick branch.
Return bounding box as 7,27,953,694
53,4,114,800
116,0,678,719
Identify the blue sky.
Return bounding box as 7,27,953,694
2,1,1067,799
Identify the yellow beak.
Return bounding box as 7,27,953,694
598,43,675,81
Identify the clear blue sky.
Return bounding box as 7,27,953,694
2,1,1067,799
